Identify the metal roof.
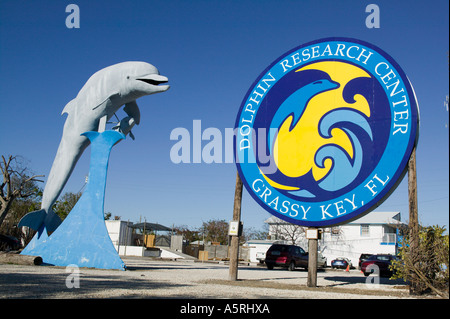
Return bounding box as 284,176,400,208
348,211,402,225
129,222,172,232
265,211,404,226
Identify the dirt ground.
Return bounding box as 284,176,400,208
0,256,421,299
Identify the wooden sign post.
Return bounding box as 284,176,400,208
408,147,419,294
306,228,319,287
229,171,243,281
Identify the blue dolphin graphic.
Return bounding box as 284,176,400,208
268,79,339,153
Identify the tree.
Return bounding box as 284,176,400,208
173,225,201,244
52,191,82,220
0,192,42,246
391,225,449,298
242,225,269,242
268,217,305,244
0,155,43,229
200,219,229,245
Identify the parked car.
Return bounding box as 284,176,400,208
318,252,327,268
0,234,21,251
358,253,373,269
265,244,308,271
361,254,398,277
256,251,266,264
331,257,352,269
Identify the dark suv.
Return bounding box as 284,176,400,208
265,244,308,271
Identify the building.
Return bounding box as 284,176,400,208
105,220,189,259
265,211,405,267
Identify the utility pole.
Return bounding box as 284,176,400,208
229,171,243,281
408,147,419,294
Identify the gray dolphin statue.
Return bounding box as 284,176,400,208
19,61,169,234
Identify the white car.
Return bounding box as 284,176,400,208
256,251,266,264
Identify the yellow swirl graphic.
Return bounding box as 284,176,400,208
273,61,371,184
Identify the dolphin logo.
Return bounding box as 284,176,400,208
267,78,339,153
19,61,169,234
262,61,374,198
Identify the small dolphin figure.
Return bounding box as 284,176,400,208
19,61,169,234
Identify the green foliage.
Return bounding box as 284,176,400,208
200,219,229,245
52,192,82,220
172,225,201,244
391,225,449,298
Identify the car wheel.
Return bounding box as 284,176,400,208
288,261,296,271
266,263,274,270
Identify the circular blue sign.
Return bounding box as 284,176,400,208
234,38,419,227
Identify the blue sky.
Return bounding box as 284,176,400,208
0,0,448,231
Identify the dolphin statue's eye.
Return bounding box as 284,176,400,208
127,76,130,79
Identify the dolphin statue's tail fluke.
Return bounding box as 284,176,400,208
43,208,62,233
18,208,62,233
18,209,46,231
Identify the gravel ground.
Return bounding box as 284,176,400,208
0,256,416,299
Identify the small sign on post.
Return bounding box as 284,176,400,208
228,221,242,236
306,228,319,240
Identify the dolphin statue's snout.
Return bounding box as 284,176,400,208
135,73,170,92
18,61,169,234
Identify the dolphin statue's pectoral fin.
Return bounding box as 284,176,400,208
92,92,120,111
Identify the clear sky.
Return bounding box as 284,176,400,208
1,0,448,232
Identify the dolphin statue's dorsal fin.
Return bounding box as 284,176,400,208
62,99,76,115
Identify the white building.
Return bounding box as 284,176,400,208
105,220,190,259
265,211,405,267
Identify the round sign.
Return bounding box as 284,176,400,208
234,37,419,227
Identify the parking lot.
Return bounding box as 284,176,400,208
0,256,415,299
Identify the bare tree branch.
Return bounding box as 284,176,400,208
0,155,43,228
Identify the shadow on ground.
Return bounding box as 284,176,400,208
323,274,407,287
0,270,188,298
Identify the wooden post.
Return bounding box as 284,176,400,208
229,171,243,281
307,228,318,287
0,253,42,265
408,147,419,294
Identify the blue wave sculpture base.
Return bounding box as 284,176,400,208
21,131,126,270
